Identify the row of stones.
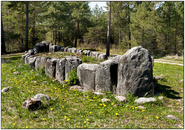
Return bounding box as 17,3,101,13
23,41,155,97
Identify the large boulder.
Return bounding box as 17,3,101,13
35,57,50,71
45,58,59,78
117,46,155,97
77,63,99,91
83,50,91,56
108,55,122,63
42,41,50,52
22,53,30,64
95,60,118,92
25,55,34,65
56,46,64,52
28,57,37,69
76,49,83,54
98,54,106,60
49,45,57,52
90,52,100,58
65,57,82,80
33,43,46,53
55,58,66,83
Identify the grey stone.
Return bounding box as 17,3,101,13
108,55,122,63
30,69,34,72
55,58,66,83
117,46,154,97
28,57,37,69
41,41,50,52
71,47,77,53
65,57,82,80
77,63,99,91
25,55,34,65
138,106,146,109
27,49,34,55
93,91,104,95
151,56,154,68
90,52,100,58
166,115,179,120
49,45,57,52
115,96,127,102
158,96,164,100
1,86,12,93
34,43,46,53
35,57,50,71
77,49,83,54
70,85,83,91
31,81,37,84
83,50,91,56
95,60,118,92
110,54,117,57
155,76,163,80
22,98,42,110
45,58,59,78
13,72,21,75
179,79,184,82
135,97,157,104
22,53,30,64
101,98,111,103
56,46,64,51
98,54,106,59
64,46,69,52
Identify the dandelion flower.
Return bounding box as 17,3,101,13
25,126,28,129
50,108,53,111
155,116,159,119
67,118,70,121
146,117,148,119
64,116,67,119
84,121,86,123
98,125,100,127
62,106,64,108
13,123,15,125
86,119,89,121
43,118,45,120
116,113,119,116
76,126,78,128
89,112,92,114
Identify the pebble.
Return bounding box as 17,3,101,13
70,85,83,90
179,79,184,83
158,96,164,100
13,72,21,75
166,115,179,120
1,86,12,93
101,98,111,103
93,91,104,95
135,97,157,104
138,106,146,109
115,96,127,102
155,76,163,80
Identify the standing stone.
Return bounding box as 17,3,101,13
25,55,34,65
77,49,83,54
64,46,69,52
55,58,66,83
65,58,82,80
77,63,99,91
49,45,57,52
117,46,154,97
28,57,37,69
45,58,58,78
22,53,30,64
27,49,34,55
91,52,100,58
35,57,50,71
95,60,118,92
98,54,106,59
42,41,50,52
108,55,122,63
71,47,77,53
83,50,91,56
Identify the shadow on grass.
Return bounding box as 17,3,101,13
154,80,182,99
2,55,21,61
83,48,99,51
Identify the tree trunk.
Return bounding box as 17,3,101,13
119,28,121,47
128,2,131,49
75,19,79,48
106,1,111,58
1,16,6,54
25,1,29,51
32,2,36,48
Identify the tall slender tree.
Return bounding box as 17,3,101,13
1,16,6,54
25,1,29,51
106,1,111,58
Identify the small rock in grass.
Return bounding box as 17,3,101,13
115,96,127,102
70,85,83,91
101,98,111,103
138,106,146,109
158,96,164,100
93,91,104,95
155,76,163,80
5,78,8,82
31,81,37,84
22,98,42,110
13,72,21,75
166,115,179,120
179,79,184,83
42,81,48,84
30,69,34,72
33,93,51,105
1,86,12,93
135,97,157,104
61,52,65,55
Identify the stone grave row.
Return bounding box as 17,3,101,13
22,41,155,97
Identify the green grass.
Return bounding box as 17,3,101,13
1,54,184,129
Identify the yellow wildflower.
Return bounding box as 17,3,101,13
155,116,159,119
43,118,45,120
50,108,53,111
146,117,148,119
116,113,118,116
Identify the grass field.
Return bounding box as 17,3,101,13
1,53,184,129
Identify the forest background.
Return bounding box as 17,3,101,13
1,1,184,56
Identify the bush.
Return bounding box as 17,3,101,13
67,69,79,86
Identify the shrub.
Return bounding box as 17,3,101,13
67,69,79,86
